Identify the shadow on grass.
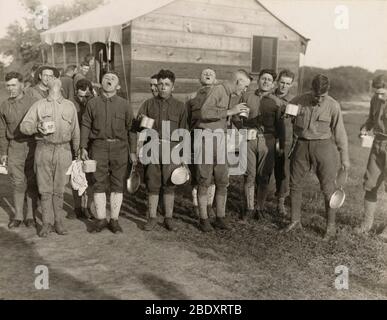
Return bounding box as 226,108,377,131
0,226,118,300
139,273,190,300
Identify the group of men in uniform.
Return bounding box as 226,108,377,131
1,62,386,241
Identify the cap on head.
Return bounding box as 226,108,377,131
372,75,385,89
35,66,60,83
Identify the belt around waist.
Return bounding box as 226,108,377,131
11,138,34,144
297,138,330,142
37,140,70,146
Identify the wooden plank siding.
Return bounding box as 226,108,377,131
130,0,303,111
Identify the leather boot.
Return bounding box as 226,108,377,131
324,208,336,241
277,197,287,217
355,200,377,235
256,184,269,213
109,219,123,234
214,194,230,230
53,194,68,236
282,191,302,233
198,194,208,220
199,218,213,232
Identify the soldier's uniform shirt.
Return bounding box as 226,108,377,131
191,82,235,193
81,94,137,193
289,93,349,219
138,95,187,194
20,96,80,225
241,90,285,186
0,93,39,220
60,75,75,101
362,94,387,201
25,85,49,100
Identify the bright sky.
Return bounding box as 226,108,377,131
0,0,386,71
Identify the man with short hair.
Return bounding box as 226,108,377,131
80,71,138,234
60,65,77,100
68,78,94,220
356,75,387,240
26,66,59,100
73,62,90,91
283,74,350,240
241,69,285,220
138,69,188,232
0,72,39,229
21,78,80,238
150,74,159,98
193,70,251,231
186,68,218,228
273,69,296,216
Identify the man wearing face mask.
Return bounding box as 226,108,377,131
240,69,285,221
26,66,60,100
21,78,80,238
80,71,138,234
0,72,39,229
283,74,350,240
356,75,387,240
138,69,188,232
186,68,218,231
193,70,251,231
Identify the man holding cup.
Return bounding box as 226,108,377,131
283,74,350,240
240,69,284,220
186,68,218,229
193,70,251,231
356,75,387,240
80,71,138,234
137,69,188,232
0,72,39,229
21,78,80,237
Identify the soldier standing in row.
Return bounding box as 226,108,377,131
0,72,39,229
80,71,137,234
21,78,80,238
283,74,350,240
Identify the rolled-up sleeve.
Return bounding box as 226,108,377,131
20,101,39,136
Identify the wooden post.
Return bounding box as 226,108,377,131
63,44,66,69
75,43,79,66
41,48,45,64
120,43,129,100
51,46,55,66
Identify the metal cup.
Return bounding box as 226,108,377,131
140,115,155,129
361,135,374,148
42,121,56,134
285,104,300,117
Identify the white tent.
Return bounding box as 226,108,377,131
41,0,175,45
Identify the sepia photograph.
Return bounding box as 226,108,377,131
0,0,386,305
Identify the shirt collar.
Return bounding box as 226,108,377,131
47,95,65,103
101,93,117,102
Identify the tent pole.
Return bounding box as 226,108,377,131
75,43,79,66
41,48,45,64
120,43,129,100
51,46,55,66
89,43,92,54
63,44,66,69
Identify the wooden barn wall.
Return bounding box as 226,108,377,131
130,0,303,113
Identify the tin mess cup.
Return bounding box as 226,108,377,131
42,121,56,134
239,104,250,119
0,164,8,175
285,104,300,117
140,115,155,129
361,135,374,148
82,160,97,173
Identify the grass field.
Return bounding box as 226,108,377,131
0,93,386,299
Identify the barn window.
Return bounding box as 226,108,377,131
251,36,278,73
